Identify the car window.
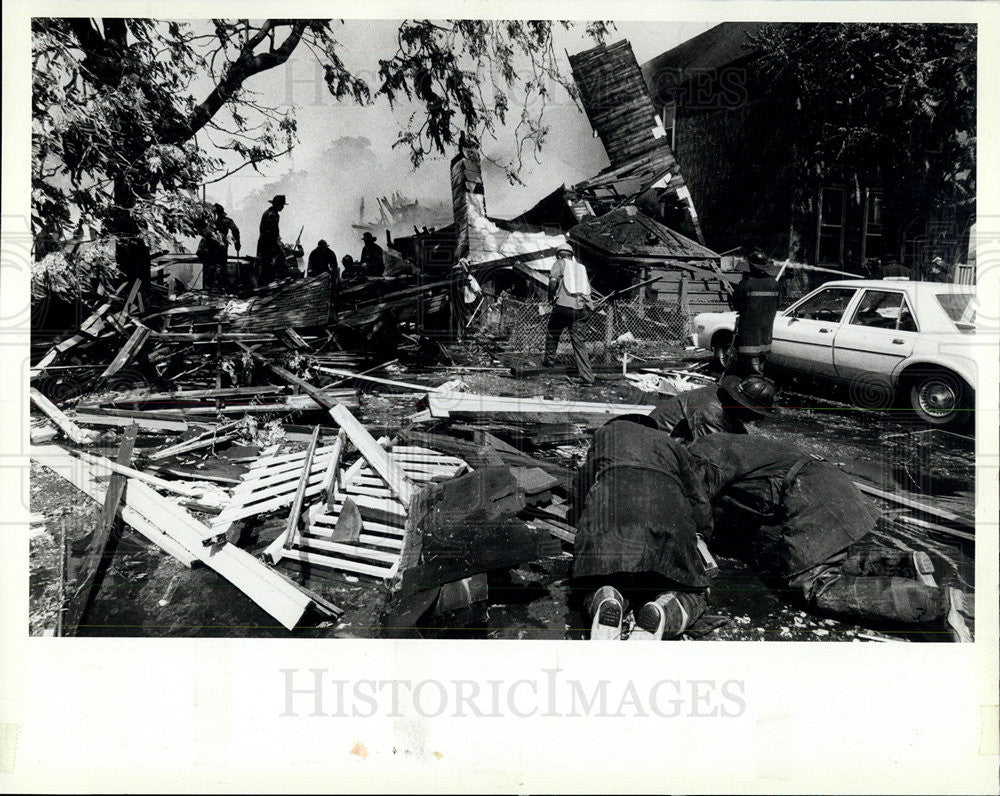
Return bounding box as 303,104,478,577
788,288,857,322
935,293,976,334
897,295,918,332
849,290,918,332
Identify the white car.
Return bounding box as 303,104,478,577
693,279,977,428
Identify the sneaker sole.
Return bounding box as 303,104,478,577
912,552,937,587
590,599,623,641
630,603,666,641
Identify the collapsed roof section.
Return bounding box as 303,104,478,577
567,39,705,244
569,205,717,261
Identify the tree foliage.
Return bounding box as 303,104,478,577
31,18,611,277
749,23,976,233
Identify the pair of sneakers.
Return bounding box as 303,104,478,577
587,586,697,641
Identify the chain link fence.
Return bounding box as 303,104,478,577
472,291,693,364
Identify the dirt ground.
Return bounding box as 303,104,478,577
29,353,976,642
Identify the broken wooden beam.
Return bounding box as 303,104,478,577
30,445,200,567
30,388,99,446
285,425,322,549
126,481,314,630
853,481,974,529
101,325,152,378
329,404,415,505
426,391,655,419
62,425,139,635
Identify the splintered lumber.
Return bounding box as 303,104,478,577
285,426,321,548
30,446,199,567
853,481,974,529
329,404,415,505
426,391,655,419
72,413,189,432
32,302,114,373
101,325,152,378
69,450,208,499
30,388,98,445
276,547,397,580
62,425,139,635
148,421,241,462
322,429,347,507
237,343,339,410
895,513,975,543
316,367,440,393
126,481,313,630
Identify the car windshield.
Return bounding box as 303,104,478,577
935,293,976,333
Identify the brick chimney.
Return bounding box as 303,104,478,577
450,140,490,262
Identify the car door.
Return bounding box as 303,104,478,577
833,289,919,381
770,287,859,376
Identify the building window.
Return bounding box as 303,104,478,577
816,187,845,265
861,189,884,262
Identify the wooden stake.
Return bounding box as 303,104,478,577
62,425,139,635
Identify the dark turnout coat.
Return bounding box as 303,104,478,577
571,420,712,588
730,271,780,355
687,433,877,577
648,385,747,442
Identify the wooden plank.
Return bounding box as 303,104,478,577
148,427,239,462
311,513,406,538
315,367,437,393
426,392,654,419
70,450,207,498
321,429,347,508
72,413,189,432
62,426,139,635
248,443,341,470
895,513,975,542
292,535,399,564
329,404,415,505
101,326,152,378
284,425,321,549
30,446,199,567
853,481,974,528
127,481,313,630
30,388,98,445
277,547,396,579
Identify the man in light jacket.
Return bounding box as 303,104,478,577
542,245,594,385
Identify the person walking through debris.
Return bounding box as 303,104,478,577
571,415,713,640
451,257,483,336
542,245,595,386
340,254,364,281
649,375,777,442
687,433,972,641
255,194,287,288
727,249,780,377
359,231,385,277
196,203,241,292
307,239,338,278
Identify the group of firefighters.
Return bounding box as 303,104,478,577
196,195,388,294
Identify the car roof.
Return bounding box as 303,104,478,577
816,279,974,293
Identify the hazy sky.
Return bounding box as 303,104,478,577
200,20,715,259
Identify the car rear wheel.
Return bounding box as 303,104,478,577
907,369,972,429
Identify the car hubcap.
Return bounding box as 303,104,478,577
918,379,958,417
